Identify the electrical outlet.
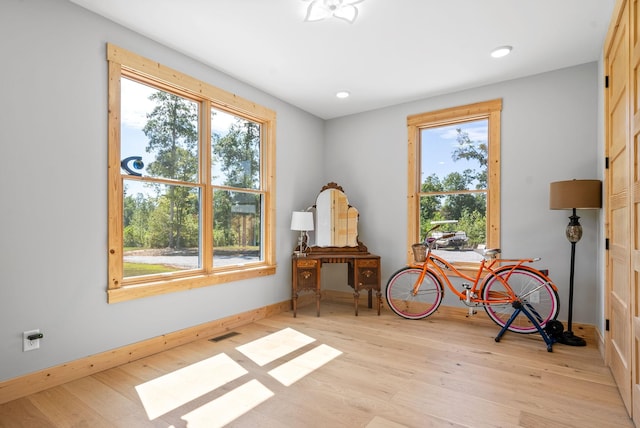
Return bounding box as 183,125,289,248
23,329,41,352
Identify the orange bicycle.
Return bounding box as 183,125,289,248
385,225,560,336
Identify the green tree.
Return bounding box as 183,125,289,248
420,174,443,219
213,190,236,247
451,128,487,188
142,92,199,249
123,192,153,248
457,201,486,247
212,120,260,188
420,174,444,238
211,119,261,248
440,170,486,221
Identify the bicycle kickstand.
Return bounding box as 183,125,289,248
494,300,555,352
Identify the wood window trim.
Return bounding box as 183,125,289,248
407,99,502,270
106,43,276,303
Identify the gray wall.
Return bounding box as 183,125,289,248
0,0,603,383
322,62,602,325
0,0,324,382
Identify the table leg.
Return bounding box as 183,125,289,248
353,290,359,316
293,294,297,318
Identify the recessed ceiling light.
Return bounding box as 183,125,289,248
491,46,512,58
336,91,350,99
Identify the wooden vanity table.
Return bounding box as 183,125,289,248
291,183,382,317
291,252,381,317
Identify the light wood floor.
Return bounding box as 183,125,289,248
0,301,633,428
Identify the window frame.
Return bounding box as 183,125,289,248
107,44,276,303
407,99,502,269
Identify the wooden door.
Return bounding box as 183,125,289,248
606,0,632,416
630,0,640,421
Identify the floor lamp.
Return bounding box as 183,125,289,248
549,179,602,346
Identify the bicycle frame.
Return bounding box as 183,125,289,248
408,250,557,306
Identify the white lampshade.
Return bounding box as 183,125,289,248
290,211,314,231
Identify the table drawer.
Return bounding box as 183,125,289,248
294,258,319,290
357,267,378,286
355,259,380,288
357,259,379,268
295,259,318,269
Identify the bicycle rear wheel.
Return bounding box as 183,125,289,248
481,266,559,334
385,267,443,320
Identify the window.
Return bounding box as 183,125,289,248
407,99,501,267
107,44,276,303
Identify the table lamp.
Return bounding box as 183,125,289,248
291,211,314,256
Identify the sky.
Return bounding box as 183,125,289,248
420,119,488,188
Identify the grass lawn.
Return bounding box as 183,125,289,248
124,262,178,277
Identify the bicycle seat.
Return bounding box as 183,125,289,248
483,248,501,259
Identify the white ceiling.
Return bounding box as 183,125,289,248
69,0,615,119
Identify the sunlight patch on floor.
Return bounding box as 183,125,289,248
135,328,342,425
236,326,316,366
268,343,343,386
135,353,247,420
180,379,274,428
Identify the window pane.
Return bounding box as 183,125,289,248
420,119,488,262
121,78,199,183
213,189,262,267
211,108,261,189
420,120,488,191
123,180,201,278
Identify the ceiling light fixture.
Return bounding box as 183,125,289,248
490,46,513,58
336,90,350,99
303,0,365,24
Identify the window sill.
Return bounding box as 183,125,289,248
107,264,276,303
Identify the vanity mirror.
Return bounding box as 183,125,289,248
308,182,367,253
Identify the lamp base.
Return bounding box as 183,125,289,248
557,330,586,347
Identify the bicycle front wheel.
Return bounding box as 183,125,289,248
481,266,559,334
385,267,443,320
